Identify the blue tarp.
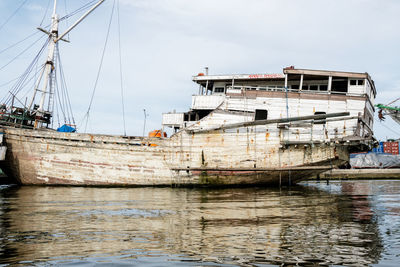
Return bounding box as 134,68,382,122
57,124,76,132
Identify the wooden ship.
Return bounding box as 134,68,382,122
0,1,377,186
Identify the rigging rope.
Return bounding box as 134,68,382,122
39,0,52,26
13,66,45,102
81,0,116,132
59,0,99,22
0,0,29,32
379,120,400,136
0,38,49,106
56,47,75,126
0,74,29,88
117,0,127,136
0,31,40,55
63,0,71,41
387,97,400,106
0,34,45,72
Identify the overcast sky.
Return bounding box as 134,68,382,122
0,0,399,140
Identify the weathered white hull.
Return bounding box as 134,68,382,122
0,126,357,186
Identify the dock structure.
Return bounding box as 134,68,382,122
313,168,400,180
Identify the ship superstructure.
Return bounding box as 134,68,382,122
163,67,375,146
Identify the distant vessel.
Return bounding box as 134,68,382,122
0,1,376,186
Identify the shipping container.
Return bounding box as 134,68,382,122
383,142,399,148
381,142,399,155
383,147,399,155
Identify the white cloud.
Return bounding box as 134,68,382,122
0,0,399,140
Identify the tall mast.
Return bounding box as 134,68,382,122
34,0,58,127
30,0,105,129
39,0,58,110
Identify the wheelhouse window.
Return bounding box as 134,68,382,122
350,79,364,86
214,87,225,93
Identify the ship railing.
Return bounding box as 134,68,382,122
226,85,362,97
226,85,293,92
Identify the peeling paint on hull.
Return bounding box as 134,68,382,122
1,127,351,186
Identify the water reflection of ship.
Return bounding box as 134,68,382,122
0,186,382,265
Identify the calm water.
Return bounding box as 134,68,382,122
0,180,399,266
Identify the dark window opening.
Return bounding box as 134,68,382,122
331,79,348,93
310,85,318,90
255,109,268,120
291,84,299,90
350,79,364,86
302,85,308,90
314,111,326,124
319,85,328,91
184,110,212,122
214,87,225,93
184,112,197,122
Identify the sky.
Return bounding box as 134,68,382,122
0,0,399,140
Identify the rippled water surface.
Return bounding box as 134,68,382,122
0,180,399,266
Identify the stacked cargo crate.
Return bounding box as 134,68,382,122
382,142,399,155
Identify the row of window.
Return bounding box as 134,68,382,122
214,79,365,93
291,84,328,91
350,79,365,86
215,84,329,92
